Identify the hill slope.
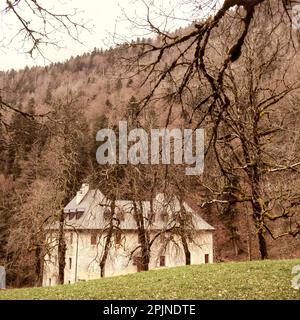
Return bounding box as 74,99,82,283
0,260,300,300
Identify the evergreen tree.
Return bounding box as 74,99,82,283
126,96,139,127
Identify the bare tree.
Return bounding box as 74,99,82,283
1,0,88,58
119,0,300,260
5,94,89,286
200,11,300,259
121,0,296,120
0,0,88,121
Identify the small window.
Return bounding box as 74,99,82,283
160,256,166,267
70,232,73,245
69,258,72,270
91,233,97,245
205,254,209,264
115,230,122,245
76,208,84,219
69,212,76,220
76,212,84,220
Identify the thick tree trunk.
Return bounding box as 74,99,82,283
257,228,268,260
139,226,150,271
251,168,268,260
179,200,191,265
100,200,115,278
58,209,66,285
34,244,43,286
141,247,150,271
248,112,268,260
134,201,150,271
181,235,191,265
100,228,113,277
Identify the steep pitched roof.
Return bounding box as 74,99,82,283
59,189,214,231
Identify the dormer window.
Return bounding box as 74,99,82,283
67,208,84,220
76,208,84,219
76,212,83,219
69,211,76,220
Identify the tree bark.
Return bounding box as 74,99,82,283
58,209,66,285
179,200,191,265
181,235,191,265
34,244,43,286
100,200,115,278
257,228,268,260
134,201,150,271
251,169,268,260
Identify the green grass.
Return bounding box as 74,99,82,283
0,259,300,300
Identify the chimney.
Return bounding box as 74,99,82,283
76,183,89,205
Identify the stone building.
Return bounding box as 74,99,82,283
43,184,214,286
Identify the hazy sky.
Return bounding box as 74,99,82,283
0,0,124,70
0,0,220,71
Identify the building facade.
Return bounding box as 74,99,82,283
43,184,214,286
